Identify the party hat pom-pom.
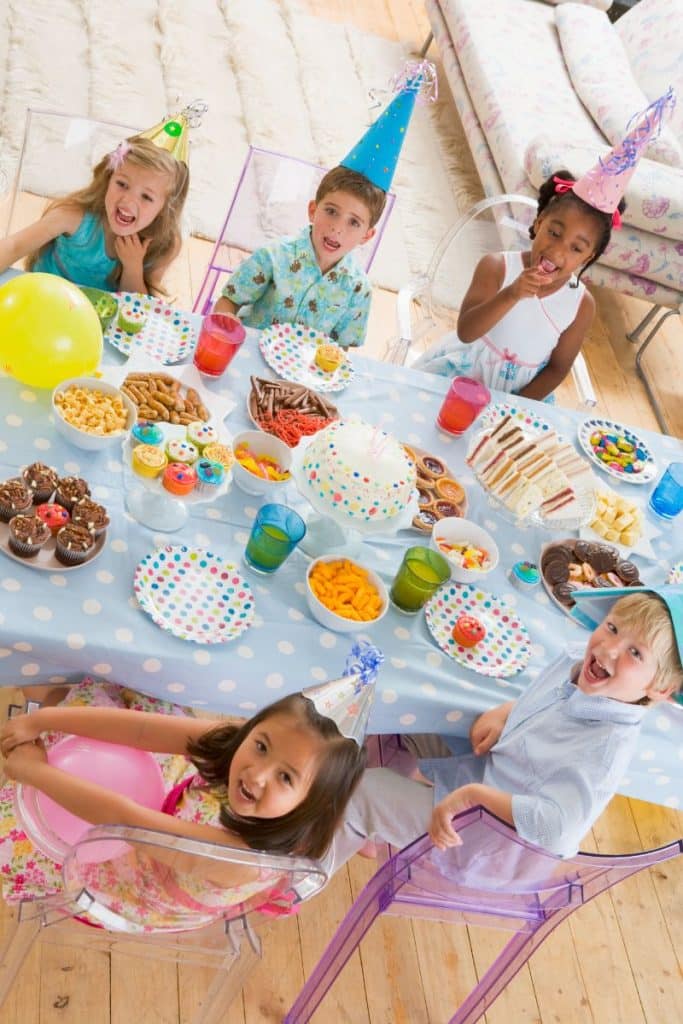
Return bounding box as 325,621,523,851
390,60,438,104
343,641,384,687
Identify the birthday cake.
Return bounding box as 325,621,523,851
299,418,416,525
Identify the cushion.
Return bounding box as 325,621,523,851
555,3,683,167
524,134,683,241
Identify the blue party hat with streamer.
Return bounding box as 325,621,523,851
340,61,437,192
302,641,384,745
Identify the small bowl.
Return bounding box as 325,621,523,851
305,555,389,633
78,286,119,331
52,377,136,451
430,517,499,583
232,429,293,496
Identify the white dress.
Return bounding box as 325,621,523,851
414,251,585,394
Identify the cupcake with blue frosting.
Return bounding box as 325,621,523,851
509,561,540,592
195,459,226,495
132,420,164,446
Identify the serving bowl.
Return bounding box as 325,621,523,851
52,376,136,451
430,516,499,583
231,429,293,496
305,554,389,633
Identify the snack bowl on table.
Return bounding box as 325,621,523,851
305,555,389,633
78,285,119,331
231,429,293,496
430,517,499,583
52,377,136,451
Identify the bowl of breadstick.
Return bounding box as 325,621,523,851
52,377,136,451
120,371,210,426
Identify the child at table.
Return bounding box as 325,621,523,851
0,103,204,297
0,643,380,911
213,60,437,348
324,588,682,872
414,92,675,400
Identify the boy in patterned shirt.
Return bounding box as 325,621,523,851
214,166,383,348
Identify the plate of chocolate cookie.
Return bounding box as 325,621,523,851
540,538,642,624
402,444,468,534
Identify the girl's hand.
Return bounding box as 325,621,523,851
1,713,43,756
114,233,151,274
508,265,548,301
429,786,477,849
4,740,48,782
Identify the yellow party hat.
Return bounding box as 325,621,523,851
138,100,208,164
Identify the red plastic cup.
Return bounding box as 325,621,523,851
436,376,491,435
193,313,246,377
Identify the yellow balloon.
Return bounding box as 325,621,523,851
0,273,103,389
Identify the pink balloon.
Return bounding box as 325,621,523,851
16,736,166,862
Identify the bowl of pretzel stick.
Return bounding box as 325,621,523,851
52,378,136,451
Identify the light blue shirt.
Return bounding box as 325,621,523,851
33,211,118,290
420,644,648,857
221,227,371,348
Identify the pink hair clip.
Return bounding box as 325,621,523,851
107,140,131,171
552,174,576,194
611,208,623,230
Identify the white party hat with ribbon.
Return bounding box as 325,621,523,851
302,641,384,745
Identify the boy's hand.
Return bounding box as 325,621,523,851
114,233,151,274
4,740,48,781
429,786,478,849
470,708,504,756
1,713,43,756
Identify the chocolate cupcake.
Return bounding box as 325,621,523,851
55,476,91,511
55,523,96,566
8,513,50,558
71,498,109,538
0,478,33,522
22,462,59,503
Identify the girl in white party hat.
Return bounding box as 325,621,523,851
415,89,676,401
0,101,207,296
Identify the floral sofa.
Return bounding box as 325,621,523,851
425,0,683,309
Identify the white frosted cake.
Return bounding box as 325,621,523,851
299,418,416,524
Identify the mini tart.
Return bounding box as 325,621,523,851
8,513,50,558
163,462,198,496
451,613,486,648
131,420,164,446
132,443,168,479
402,445,418,467
22,462,59,503
417,454,447,481
186,420,219,451
166,439,199,465
433,499,461,519
314,342,344,372
412,506,439,532
434,476,465,504
54,476,90,511
36,502,71,535
202,443,235,471
0,478,33,522
417,485,435,508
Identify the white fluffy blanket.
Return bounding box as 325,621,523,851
0,0,482,290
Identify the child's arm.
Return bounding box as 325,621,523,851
0,206,82,273
457,253,550,343
0,705,211,756
214,248,274,317
469,700,516,756
429,784,513,849
518,291,595,401
214,295,239,316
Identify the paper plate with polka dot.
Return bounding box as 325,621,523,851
481,402,553,435
104,293,197,364
258,324,354,392
133,545,255,644
425,583,531,677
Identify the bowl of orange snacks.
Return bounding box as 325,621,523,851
231,430,292,496
305,556,389,633
430,517,498,583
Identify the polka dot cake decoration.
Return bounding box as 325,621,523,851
104,292,196,364
425,582,531,677
133,545,255,644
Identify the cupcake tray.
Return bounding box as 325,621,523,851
406,444,468,535
0,520,106,572
539,538,643,626
104,292,198,365
122,423,233,508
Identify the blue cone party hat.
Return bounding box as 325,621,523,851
302,641,384,745
341,60,438,192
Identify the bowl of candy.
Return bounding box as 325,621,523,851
231,429,292,496
305,555,388,633
430,517,498,583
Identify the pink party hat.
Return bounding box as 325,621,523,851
302,642,383,745
572,88,676,214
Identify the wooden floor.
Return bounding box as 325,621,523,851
1,2,682,1021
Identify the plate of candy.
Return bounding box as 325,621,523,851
577,417,656,484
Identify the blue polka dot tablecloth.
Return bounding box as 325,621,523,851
0,300,681,810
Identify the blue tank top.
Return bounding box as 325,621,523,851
33,211,118,290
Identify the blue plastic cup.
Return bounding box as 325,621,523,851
244,503,306,574
648,462,683,521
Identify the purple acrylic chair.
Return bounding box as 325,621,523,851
192,145,395,314
285,795,681,1023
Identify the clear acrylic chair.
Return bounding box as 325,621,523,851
383,193,597,407
192,145,396,314
0,822,326,1024
284,802,681,1024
